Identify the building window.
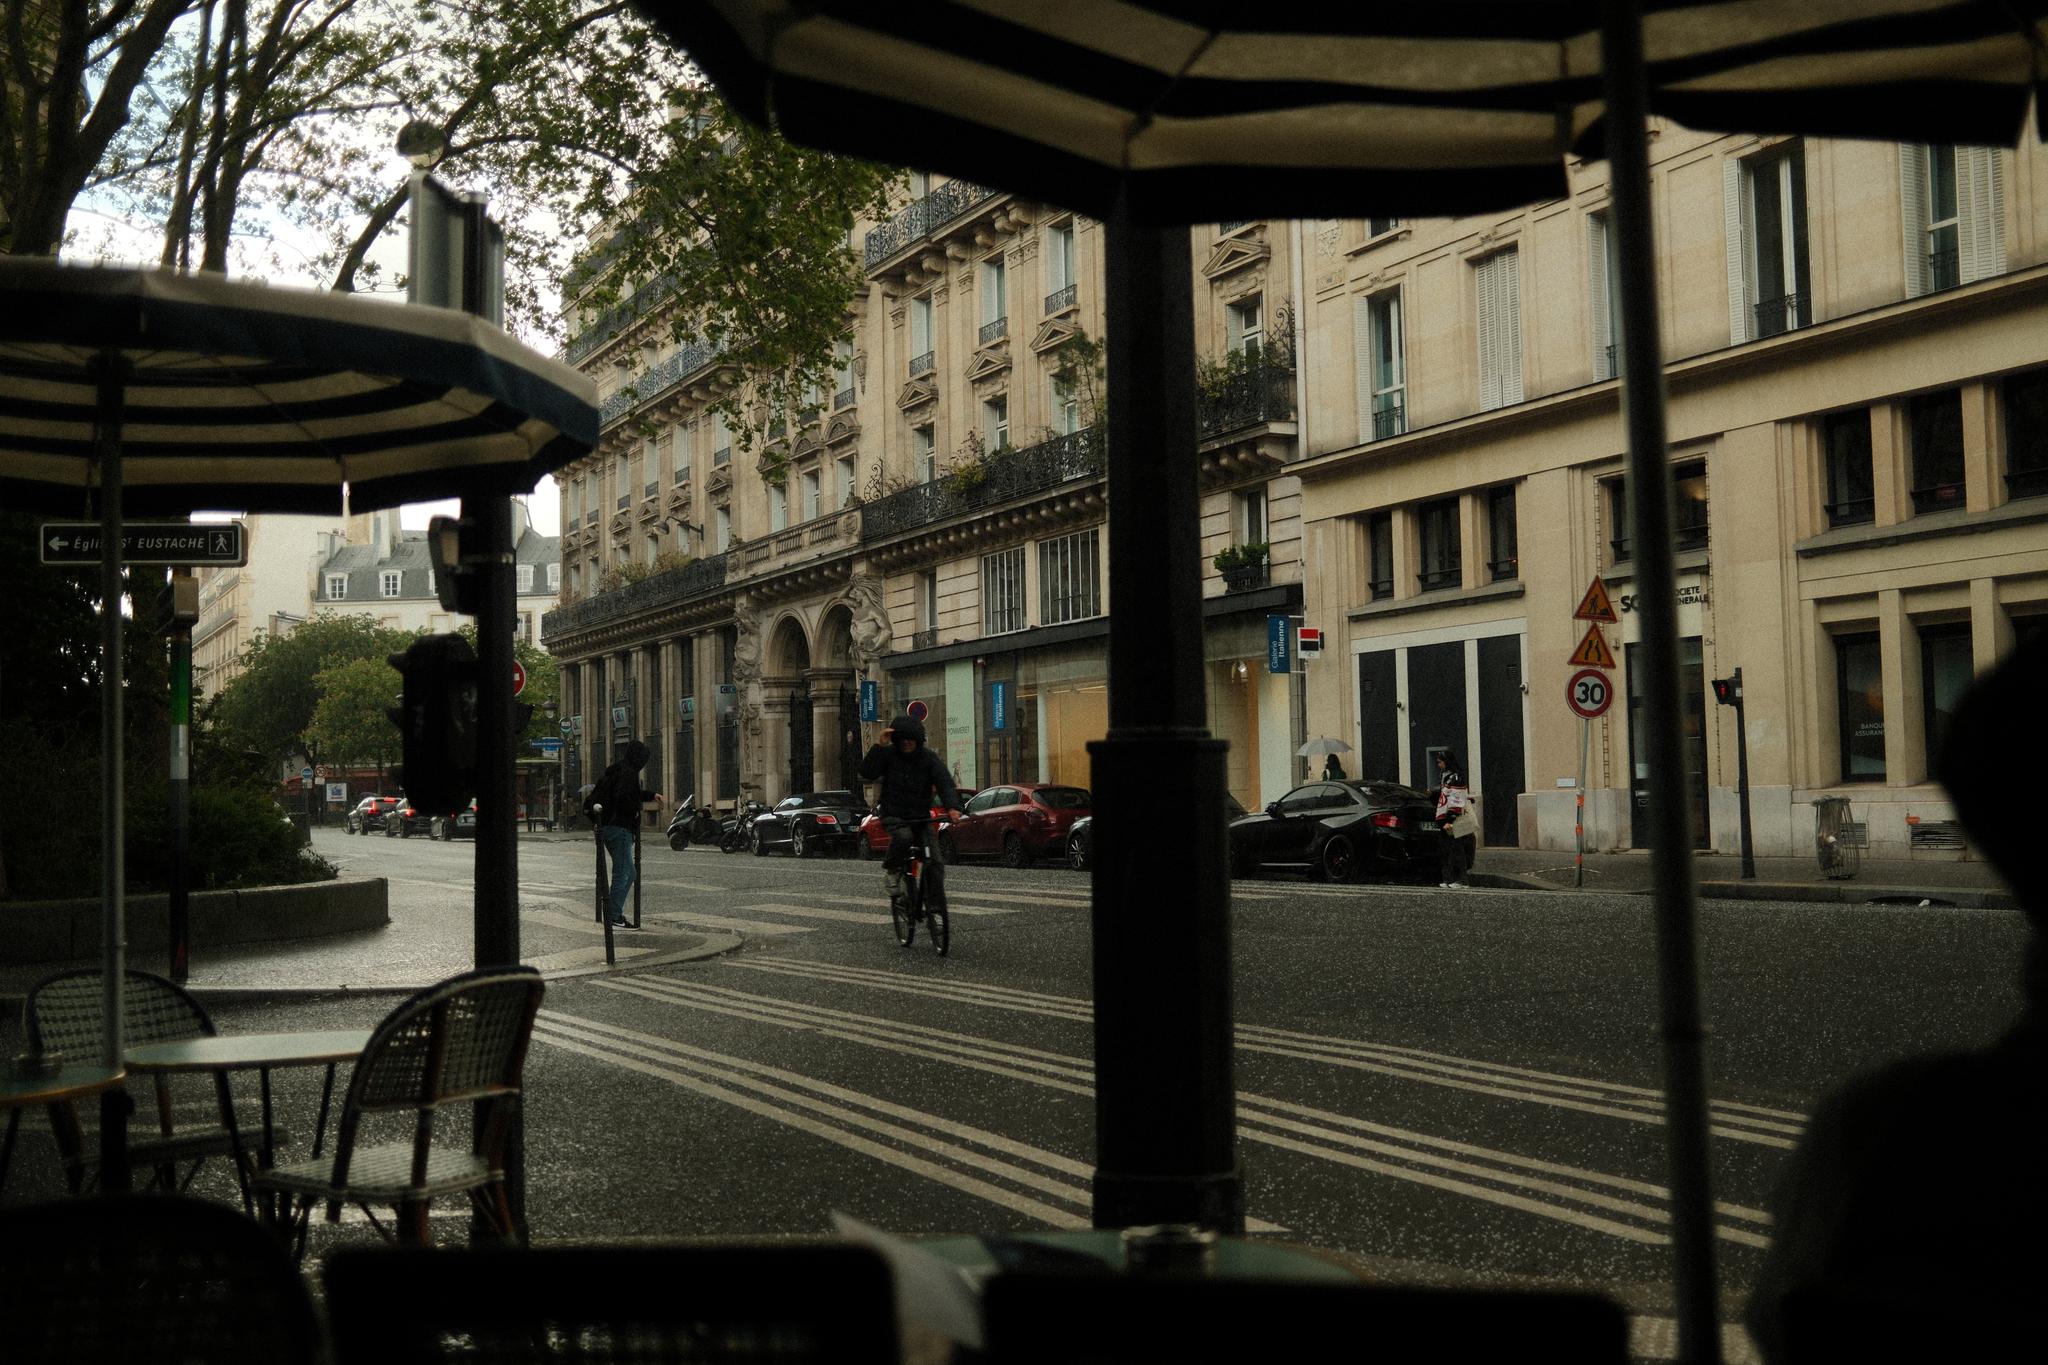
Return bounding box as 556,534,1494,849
616,456,631,510
1366,511,1393,601
674,426,691,484
1044,221,1076,314
1823,409,1877,526
910,295,934,376
1475,248,1523,411
1732,141,1810,340
801,468,821,521
646,534,660,564
1226,294,1263,356
2002,368,2048,500
769,482,788,532
1905,144,2005,296
1039,528,1101,625
1835,632,1886,782
1920,622,1973,772
836,455,856,509
982,546,1027,635
1416,497,1461,592
711,412,731,466
979,256,1007,343
1367,216,1399,238
713,504,731,551
1052,374,1081,435
1604,476,1631,565
547,562,560,590
1358,289,1405,440
1908,388,1965,514
835,339,856,408
326,574,347,600
1487,485,1518,581
1673,460,1709,552
1589,213,1620,380
921,571,940,634
984,395,1009,450
645,435,662,497
517,563,534,593
380,570,401,598
914,425,937,482
908,169,930,198
1238,488,1267,547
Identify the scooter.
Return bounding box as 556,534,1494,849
665,794,723,851
718,799,767,854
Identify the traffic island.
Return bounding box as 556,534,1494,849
0,876,389,966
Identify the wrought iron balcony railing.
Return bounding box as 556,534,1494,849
1044,283,1076,315
863,179,1001,269
911,628,939,650
908,351,935,378
1418,564,1462,593
713,446,731,467
1674,516,1710,553
861,427,1103,541
1753,291,1808,338
541,552,729,638
567,272,677,364
2006,466,2048,501
598,337,724,427
1371,402,1406,440
1220,563,1268,593
1825,496,1876,527
1196,352,1297,440
1926,245,1961,293
1910,480,1965,514
834,387,856,410
979,317,1008,346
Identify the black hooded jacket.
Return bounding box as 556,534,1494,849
585,740,657,830
858,717,961,820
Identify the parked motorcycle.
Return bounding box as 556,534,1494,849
718,799,767,854
665,794,723,851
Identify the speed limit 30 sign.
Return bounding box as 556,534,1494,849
1567,668,1613,720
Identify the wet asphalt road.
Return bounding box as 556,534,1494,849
21,827,2029,1355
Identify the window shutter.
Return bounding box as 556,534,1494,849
1476,256,1498,411
1958,145,2007,283
1588,216,1611,380
1354,294,1375,441
1226,302,1244,353
1723,158,1750,343
1501,249,1523,405
1899,143,1927,298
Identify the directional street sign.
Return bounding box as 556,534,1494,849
1568,623,1617,669
531,737,564,754
40,521,247,566
1573,576,1619,623
1566,668,1614,719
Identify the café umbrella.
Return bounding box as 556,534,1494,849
640,2,2046,1358
0,256,597,1180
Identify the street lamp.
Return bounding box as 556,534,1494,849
542,698,562,830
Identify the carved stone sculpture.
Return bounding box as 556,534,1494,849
847,575,891,668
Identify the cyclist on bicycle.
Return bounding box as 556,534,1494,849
859,714,963,916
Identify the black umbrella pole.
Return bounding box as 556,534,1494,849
93,350,132,1191
1088,205,1243,1234
1600,4,1722,1361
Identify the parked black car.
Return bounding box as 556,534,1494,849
750,790,872,858
384,801,437,837
1066,792,1245,871
431,801,479,841
1226,780,1449,883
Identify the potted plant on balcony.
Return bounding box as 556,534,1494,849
1213,541,1269,592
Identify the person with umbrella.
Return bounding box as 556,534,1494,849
1322,752,1346,781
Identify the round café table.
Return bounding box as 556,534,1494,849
125,1031,370,1215
0,1065,126,1198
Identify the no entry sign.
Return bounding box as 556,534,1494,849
1566,668,1613,720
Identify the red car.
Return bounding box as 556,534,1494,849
857,790,976,861
945,784,1091,867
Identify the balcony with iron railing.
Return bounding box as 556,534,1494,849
1910,479,1965,514
860,427,1103,541
1674,512,1709,553
541,551,730,639
1044,283,1076,315
979,317,1008,346
567,272,677,364
863,179,1002,270
1417,560,1462,593
909,351,935,378
834,387,856,410
2007,462,2048,500
1825,495,1876,527
911,627,940,650
1926,245,1961,292
1753,291,1808,339
598,337,725,427
1196,350,1297,441
1371,402,1406,441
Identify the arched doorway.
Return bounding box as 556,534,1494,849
765,615,813,798
814,605,860,792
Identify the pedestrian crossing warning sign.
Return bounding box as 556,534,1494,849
1573,576,1619,623
1568,623,1617,669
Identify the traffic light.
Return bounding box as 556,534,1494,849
387,633,480,813
1711,674,1741,707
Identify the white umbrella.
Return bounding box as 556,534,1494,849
1296,738,1352,759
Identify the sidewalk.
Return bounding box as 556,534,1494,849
1472,846,2018,910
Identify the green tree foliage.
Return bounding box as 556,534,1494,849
207,612,410,769
306,654,400,772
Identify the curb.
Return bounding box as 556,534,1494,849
1465,869,2016,911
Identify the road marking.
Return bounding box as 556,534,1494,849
1630,1315,1758,1363
721,958,1802,1146
523,944,665,971
642,912,817,936
795,893,1021,917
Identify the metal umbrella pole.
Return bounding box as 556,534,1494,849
91,348,132,1191
1599,3,1721,1359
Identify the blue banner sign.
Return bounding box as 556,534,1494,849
990,680,1009,731
1267,614,1292,674
860,679,879,722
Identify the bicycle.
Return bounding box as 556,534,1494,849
887,817,949,957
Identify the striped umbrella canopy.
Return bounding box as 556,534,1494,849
639,4,2045,1361
0,257,597,514
657,0,2045,222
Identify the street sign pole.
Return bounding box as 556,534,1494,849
1576,718,1590,889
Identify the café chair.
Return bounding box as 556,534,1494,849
252,966,544,1258
0,1193,318,1365
26,967,286,1194
982,1272,1631,1363
324,1243,898,1365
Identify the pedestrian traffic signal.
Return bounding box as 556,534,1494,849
387,633,479,814
1711,675,1741,707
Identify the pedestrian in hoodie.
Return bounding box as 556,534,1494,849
584,739,661,927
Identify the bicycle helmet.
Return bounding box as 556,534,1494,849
890,714,927,742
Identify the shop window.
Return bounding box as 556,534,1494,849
1366,511,1392,601
1673,460,1709,552
1039,529,1100,626
1486,485,1517,581
1835,631,1886,782
2002,367,2048,500
1908,389,1965,514
1823,409,1876,526
1919,623,1973,772
982,547,1027,635
1416,497,1460,592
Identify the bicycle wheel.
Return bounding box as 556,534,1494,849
892,863,918,948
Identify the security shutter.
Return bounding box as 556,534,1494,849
1723,157,1750,343
1899,143,1927,298
1959,145,2007,283
1354,293,1375,441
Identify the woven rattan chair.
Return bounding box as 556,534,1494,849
25,968,281,1194
324,1243,898,1365
983,1272,1631,1363
0,1193,318,1365
252,966,544,1257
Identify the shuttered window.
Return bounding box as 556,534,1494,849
1725,142,1810,342
1354,289,1404,441
1901,144,2005,297
1474,248,1522,411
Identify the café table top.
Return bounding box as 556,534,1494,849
125,1030,372,1074
923,1229,1367,1282
0,1063,126,1110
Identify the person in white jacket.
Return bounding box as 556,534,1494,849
1432,750,1473,888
